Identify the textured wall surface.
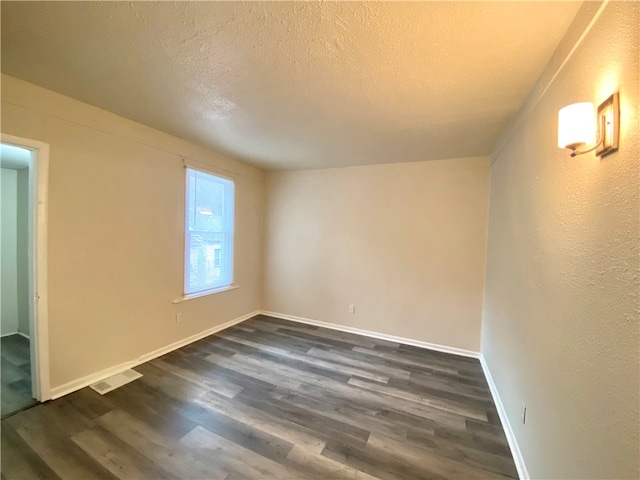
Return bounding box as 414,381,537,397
1,169,19,335
1,75,265,389
264,157,490,351
1,2,580,169
482,2,639,478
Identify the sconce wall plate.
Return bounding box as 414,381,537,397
595,92,619,157
558,92,620,158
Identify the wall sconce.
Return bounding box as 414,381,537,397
558,92,619,157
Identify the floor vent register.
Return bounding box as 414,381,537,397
89,369,142,395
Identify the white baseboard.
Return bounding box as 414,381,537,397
47,308,527,480
0,331,30,340
49,310,260,400
259,310,480,359
480,354,529,480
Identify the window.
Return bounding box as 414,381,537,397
184,168,234,295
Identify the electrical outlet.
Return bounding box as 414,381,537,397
521,403,527,424
176,313,183,324
348,304,356,314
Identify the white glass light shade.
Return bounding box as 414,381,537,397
558,102,596,149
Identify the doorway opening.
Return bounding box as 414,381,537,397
1,135,50,418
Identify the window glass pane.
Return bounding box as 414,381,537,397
185,169,234,294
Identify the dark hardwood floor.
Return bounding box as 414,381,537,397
1,314,518,479
1,334,36,419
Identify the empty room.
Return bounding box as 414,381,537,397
0,1,638,479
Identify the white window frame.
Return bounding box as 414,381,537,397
175,167,237,302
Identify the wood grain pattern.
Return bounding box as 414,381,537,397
1,314,518,479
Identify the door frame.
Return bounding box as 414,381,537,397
2,133,51,401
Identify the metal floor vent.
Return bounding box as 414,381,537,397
89,369,142,395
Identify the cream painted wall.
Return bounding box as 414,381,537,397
482,2,639,479
1,75,265,389
1,168,19,335
16,167,29,336
263,157,490,351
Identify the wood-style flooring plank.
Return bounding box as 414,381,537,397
71,425,175,480
7,413,117,479
0,422,62,480
96,409,228,479
1,314,517,479
195,390,328,454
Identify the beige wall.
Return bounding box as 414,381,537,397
263,157,489,351
1,75,265,389
1,168,19,335
16,167,29,336
482,2,639,479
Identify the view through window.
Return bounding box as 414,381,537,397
184,168,234,294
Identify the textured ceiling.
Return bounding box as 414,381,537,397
1,1,581,170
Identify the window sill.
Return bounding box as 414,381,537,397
172,284,239,304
